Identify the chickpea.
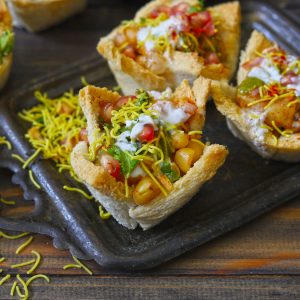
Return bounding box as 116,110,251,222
136,55,147,67
133,176,161,205
172,131,189,149
124,27,138,45
175,148,195,173
114,32,127,47
187,140,204,163
145,52,167,75
157,175,173,192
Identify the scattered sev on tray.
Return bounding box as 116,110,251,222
17,86,110,218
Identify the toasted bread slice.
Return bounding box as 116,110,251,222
0,0,13,91
7,0,87,32
97,0,241,95
211,31,300,162
71,78,228,230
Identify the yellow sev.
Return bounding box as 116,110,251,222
0,136,12,150
19,89,110,219
19,90,86,168
88,91,205,198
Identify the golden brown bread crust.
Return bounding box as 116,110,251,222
71,141,131,202
211,31,300,161
97,37,167,95
0,1,12,91
129,143,228,230
73,85,131,202
8,0,87,32
71,78,228,229
97,0,241,94
72,78,212,201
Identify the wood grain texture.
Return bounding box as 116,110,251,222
0,275,299,300
0,1,300,299
1,182,300,277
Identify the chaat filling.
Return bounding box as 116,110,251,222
113,1,221,76
237,46,300,144
0,29,13,63
87,88,205,205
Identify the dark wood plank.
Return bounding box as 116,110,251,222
1,183,299,276
0,275,299,300
0,157,300,276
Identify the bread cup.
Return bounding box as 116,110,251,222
98,0,241,95
7,0,87,32
71,78,228,230
0,0,13,91
211,30,300,162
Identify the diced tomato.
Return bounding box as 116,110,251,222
115,95,136,109
203,20,216,37
281,72,297,86
267,84,280,97
190,11,211,29
138,124,155,143
177,14,190,32
100,153,121,179
99,102,114,123
170,2,190,16
242,57,263,70
149,5,170,18
182,101,198,115
122,45,137,60
250,87,260,98
205,52,220,64
79,128,88,142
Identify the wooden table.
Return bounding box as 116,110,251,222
1,1,300,299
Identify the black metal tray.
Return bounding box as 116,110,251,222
1,0,300,271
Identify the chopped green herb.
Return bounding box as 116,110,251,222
0,30,14,63
238,77,265,94
188,0,205,13
135,89,151,106
81,76,89,86
160,161,180,183
108,145,138,178
113,86,122,92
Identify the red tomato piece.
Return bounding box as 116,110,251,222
99,102,114,123
250,87,260,98
177,14,190,32
205,52,220,64
100,154,121,178
79,128,88,142
281,72,297,86
138,124,155,143
242,57,263,70
182,101,198,115
203,20,216,37
115,95,137,109
190,11,211,29
122,45,137,60
170,2,190,16
149,5,171,18
267,84,280,97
